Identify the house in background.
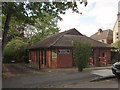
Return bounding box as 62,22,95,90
28,28,114,69
113,13,120,43
90,29,113,44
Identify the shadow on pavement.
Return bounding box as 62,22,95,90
90,75,115,82
118,78,120,90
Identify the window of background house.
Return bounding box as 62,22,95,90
118,21,120,27
116,36,119,39
52,50,57,58
116,32,119,39
116,32,119,35
102,53,105,57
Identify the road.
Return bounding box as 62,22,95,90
2,64,119,88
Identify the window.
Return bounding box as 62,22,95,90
116,32,119,35
118,21,120,27
116,32,119,39
58,49,70,54
117,37,119,39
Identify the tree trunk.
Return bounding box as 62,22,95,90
2,13,12,50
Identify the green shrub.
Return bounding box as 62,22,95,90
3,38,28,63
73,41,92,71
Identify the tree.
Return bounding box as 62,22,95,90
3,12,59,44
73,41,92,71
29,12,59,44
3,37,28,63
112,41,120,48
2,1,87,48
112,41,120,61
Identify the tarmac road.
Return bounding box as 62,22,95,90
2,64,119,88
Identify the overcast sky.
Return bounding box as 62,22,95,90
57,0,119,36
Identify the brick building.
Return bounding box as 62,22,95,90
28,28,114,69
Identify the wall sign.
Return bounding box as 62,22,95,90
58,49,70,54
52,50,57,58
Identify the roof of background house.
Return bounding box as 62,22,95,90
90,29,113,40
28,28,114,49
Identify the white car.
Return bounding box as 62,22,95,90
112,62,120,78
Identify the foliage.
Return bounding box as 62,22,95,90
2,15,25,41
112,41,120,62
2,2,83,47
24,12,60,44
29,15,60,44
2,1,87,62
3,37,28,63
2,2,80,25
112,41,120,48
73,41,92,71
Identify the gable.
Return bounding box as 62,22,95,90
90,29,113,40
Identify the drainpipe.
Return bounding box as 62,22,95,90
96,48,100,67
51,50,52,68
98,48,100,66
38,49,41,70
92,48,94,66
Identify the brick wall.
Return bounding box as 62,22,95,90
51,58,57,68
29,48,111,68
93,48,111,66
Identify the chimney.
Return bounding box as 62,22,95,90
98,28,102,35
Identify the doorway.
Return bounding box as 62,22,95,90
41,50,46,67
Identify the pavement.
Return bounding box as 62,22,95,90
3,63,113,75
90,68,115,82
3,64,118,88
25,64,112,73
5,63,113,78
91,69,114,77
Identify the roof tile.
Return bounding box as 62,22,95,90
29,28,114,49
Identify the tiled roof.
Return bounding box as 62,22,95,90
28,28,114,49
90,29,113,40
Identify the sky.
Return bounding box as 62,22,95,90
57,0,120,36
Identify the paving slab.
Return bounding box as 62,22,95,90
91,69,114,77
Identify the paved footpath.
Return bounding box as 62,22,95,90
91,69,114,77
3,64,118,88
